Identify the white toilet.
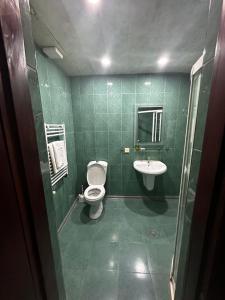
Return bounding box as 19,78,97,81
84,161,108,219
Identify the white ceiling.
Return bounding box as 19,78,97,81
30,0,210,76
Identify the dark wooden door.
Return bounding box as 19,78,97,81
0,120,38,300
0,1,60,299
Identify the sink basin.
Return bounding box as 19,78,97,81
133,160,167,190
133,160,167,175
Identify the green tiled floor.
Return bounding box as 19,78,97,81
58,197,177,300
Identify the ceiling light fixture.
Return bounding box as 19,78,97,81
101,56,111,68
107,82,113,86
157,55,169,68
144,81,151,86
88,0,100,4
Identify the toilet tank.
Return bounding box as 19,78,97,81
87,161,108,186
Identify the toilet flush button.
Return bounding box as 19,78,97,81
124,147,130,153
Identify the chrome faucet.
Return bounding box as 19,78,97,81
147,156,151,166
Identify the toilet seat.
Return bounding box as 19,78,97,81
84,185,105,202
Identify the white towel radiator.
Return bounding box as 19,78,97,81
44,123,68,187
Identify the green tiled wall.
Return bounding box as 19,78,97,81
36,49,77,228
19,1,66,299
71,74,190,197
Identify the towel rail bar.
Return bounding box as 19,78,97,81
47,133,65,138
44,123,68,187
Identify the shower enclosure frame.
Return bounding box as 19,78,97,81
182,1,225,297
170,1,225,299
170,54,204,298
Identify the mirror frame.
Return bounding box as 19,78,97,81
134,104,164,148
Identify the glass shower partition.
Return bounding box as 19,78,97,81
170,55,204,299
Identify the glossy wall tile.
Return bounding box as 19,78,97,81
71,74,190,197
36,49,77,228
20,1,66,297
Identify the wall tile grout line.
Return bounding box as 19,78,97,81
69,74,190,196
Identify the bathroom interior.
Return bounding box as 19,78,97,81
18,0,222,299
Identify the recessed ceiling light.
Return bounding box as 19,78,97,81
101,56,111,68
88,0,100,4
107,82,113,86
157,55,169,68
144,81,151,86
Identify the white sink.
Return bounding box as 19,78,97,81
133,160,167,190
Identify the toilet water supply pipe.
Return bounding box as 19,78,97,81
78,184,85,202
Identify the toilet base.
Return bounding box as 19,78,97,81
89,201,103,219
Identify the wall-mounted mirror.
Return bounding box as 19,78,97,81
135,105,163,146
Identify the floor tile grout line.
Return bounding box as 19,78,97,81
60,197,176,300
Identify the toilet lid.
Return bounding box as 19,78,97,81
87,163,106,185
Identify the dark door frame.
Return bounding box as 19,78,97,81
0,103,40,300
1,0,225,299
183,1,225,299
0,1,59,299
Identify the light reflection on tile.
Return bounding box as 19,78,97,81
59,197,176,300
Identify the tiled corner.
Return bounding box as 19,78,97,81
19,0,36,69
